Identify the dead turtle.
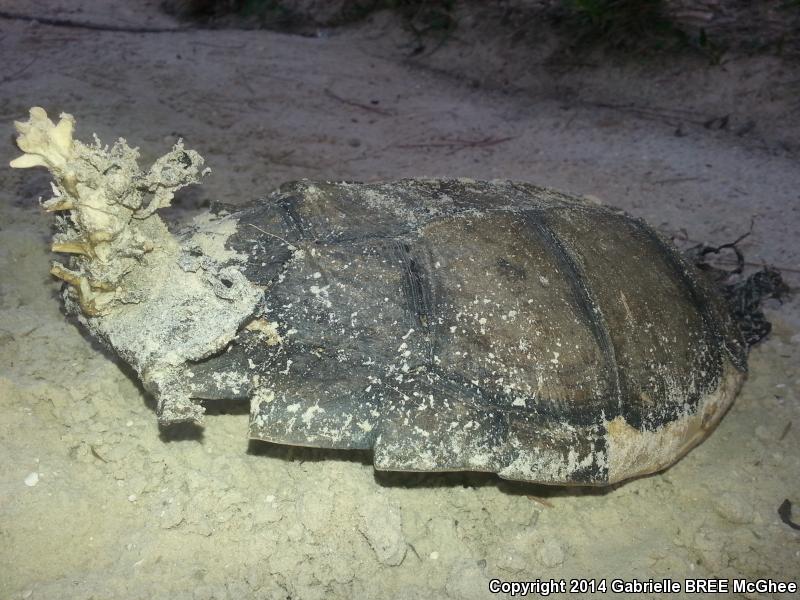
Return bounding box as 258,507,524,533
10,107,764,485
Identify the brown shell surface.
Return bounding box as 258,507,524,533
194,179,747,485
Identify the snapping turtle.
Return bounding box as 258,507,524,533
11,108,753,485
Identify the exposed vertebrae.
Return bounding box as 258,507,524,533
10,107,206,315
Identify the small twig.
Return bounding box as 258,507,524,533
778,499,800,531
660,225,800,275
406,542,422,561
0,9,189,33
394,136,516,154
188,40,247,50
395,136,515,149
521,58,599,68
649,176,703,186
324,88,395,116
584,101,710,127
235,68,256,95
698,223,754,258
709,258,800,274
247,223,294,248
1,56,37,84
779,421,792,441
90,445,109,463
526,495,554,508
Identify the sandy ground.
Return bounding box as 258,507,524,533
1,2,799,599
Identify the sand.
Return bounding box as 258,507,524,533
1,2,798,599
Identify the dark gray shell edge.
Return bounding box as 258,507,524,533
187,179,746,485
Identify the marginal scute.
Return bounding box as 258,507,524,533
605,359,744,483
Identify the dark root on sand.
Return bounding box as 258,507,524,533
685,232,790,347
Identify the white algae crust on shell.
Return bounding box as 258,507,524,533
12,108,749,485
10,108,262,423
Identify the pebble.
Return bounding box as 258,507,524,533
445,560,486,600
298,489,334,533
358,496,406,566
497,547,529,573
253,497,283,526
713,494,753,524
754,425,773,442
537,539,565,568
160,501,185,529
24,472,39,487
583,194,604,205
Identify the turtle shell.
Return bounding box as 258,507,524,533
186,179,747,485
